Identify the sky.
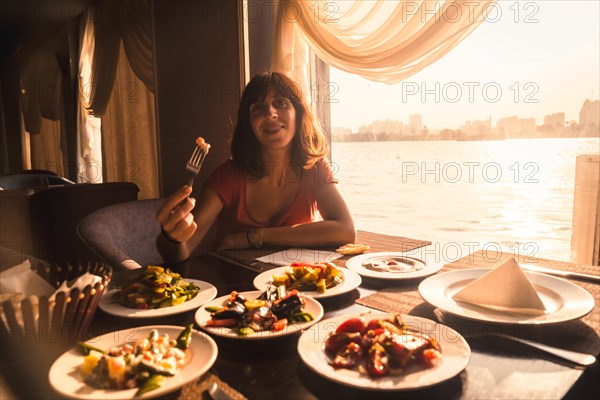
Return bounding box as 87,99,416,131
329,1,600,131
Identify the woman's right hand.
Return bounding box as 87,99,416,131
156,185,197,243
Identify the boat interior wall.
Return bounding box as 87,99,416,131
29,182,140,264
152,0,244,197
0,189,32,271
0,182,140,266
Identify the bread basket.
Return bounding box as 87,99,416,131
0,261,112,346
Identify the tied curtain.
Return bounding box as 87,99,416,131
20,35,66,175
271,0,497,96
78,0,158,198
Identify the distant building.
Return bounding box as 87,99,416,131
331,98,598,143
331,126,352,142
358,119,404,136
543,112,565,130
408,114,423,135
579,100,600,134
496,116,536,138
461,117,492,138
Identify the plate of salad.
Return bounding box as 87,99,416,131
195,288,323,340
48,325,218,399
99,266,217,318
253,262,362,299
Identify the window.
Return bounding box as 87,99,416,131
320,1,600,263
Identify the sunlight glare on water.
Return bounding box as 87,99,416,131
331,138,599,263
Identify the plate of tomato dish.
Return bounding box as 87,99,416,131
297,313,470,391
195,287,323,339
48,325,218,399
99,266,217,318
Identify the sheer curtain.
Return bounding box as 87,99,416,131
78,7,103,183
272,0,497,94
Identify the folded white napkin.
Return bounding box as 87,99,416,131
255,248,343,266
452,257,547,315
0,260,54,327
0,260,54,298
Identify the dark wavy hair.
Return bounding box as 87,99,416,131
231,72,329,178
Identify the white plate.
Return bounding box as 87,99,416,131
48,325,218,399
195,290,324,340
252,266,362,299
297,313,470,391
346,252,442,281
418,269,595,324
99,279,217,318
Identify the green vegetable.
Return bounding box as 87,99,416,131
112,266,199,310
288,311,314,323
76,341,106,355
238,326,255,336
204,305,222,313
176,324,193,350
135,374,166,396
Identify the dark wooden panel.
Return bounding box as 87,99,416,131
152,0,243,198
28,182,139,264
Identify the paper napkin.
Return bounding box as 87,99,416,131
0,260,54,298
452,257,547,315
255,248,343,266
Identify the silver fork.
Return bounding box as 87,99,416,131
433,308,596,366
185,144,209,188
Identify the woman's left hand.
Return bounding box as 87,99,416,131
218,232,250,250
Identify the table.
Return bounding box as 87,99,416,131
182,257,597,399
2,231,598,399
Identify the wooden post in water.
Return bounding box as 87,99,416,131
570,154,600,266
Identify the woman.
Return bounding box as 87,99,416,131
156,72,356,262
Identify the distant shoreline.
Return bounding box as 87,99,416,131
332,132,600,143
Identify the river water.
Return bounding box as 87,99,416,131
331,137,599,263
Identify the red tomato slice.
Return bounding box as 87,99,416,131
272,319,288,331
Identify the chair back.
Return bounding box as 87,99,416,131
77,198,167,270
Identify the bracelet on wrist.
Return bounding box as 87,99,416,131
161,226,182,244
246,228,263,248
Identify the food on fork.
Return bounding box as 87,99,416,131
195,136,211,153
112,266,199,309
324,313,442,378
336,243,370,255
271,262,344,293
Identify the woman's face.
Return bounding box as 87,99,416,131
248,90,296,153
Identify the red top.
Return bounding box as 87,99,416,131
204,158,338,244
